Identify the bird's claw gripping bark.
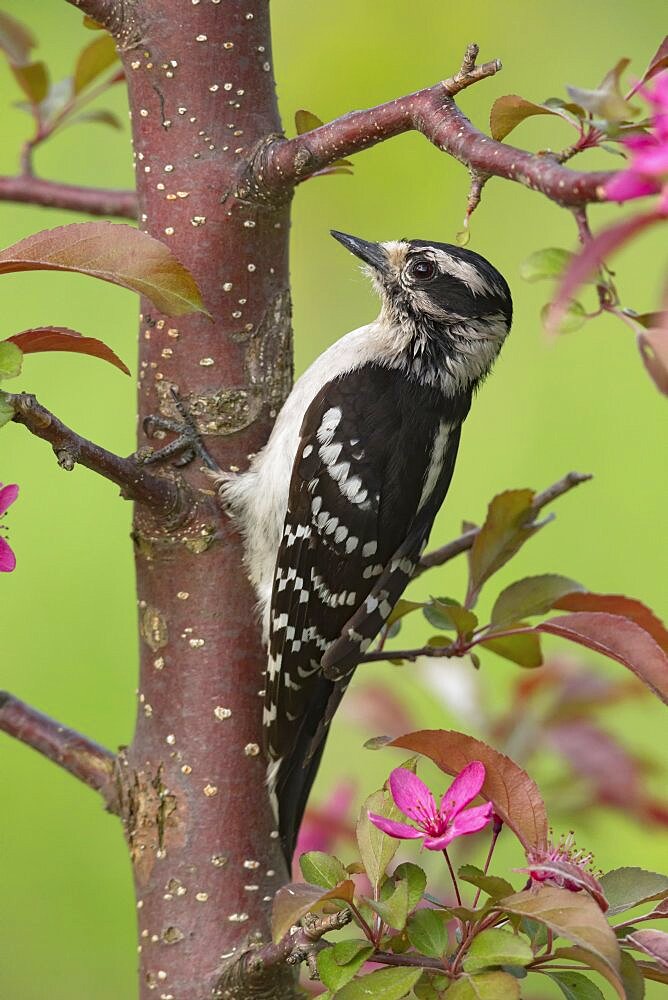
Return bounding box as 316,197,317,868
138,388,219,472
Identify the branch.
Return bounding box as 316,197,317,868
417,470,592,576
254,44,613,208
6,392,183,515
0,176,137,220
64,0,124,33
235,909,352,988
0,691,119,810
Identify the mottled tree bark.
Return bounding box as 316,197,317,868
112,2,296,997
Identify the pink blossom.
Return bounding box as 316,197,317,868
520,831,607,910
605,71,668,212
0,483,18,572
368,762,493,851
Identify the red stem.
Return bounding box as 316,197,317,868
256,47,612,208
0,175,137,218
0,691,118,808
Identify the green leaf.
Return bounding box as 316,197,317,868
0,222,207,317
546,971,605,1000
599,867,668,916
299,852,349,889
491,575,584,628
541,300,588,334
498,886,621,978
620,951,646,1000
447,971,520,999
356,760,416,892
271,879,354,942
406,908,449,959
387,599,425,628
0,11,36,65
333,965,423,999
552,946,625,999
458,865,515,900
478,631,543,668
74,33,118,93
11,61,49,105
332,940,375,967
367,879,409,931
519,248,573,283
468,489,540,601
567,59,636,125
0,392,15,429
393,862,426,912
424,598,478,637
0,341,23,380
295,108,324,133
489,95,575,141
462,927,533,973
389,729,548,851
317,941,373,992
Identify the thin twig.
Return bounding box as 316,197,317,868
0,175,137,218
417,471,592,576
243,910,352,980
0,692,119,810
253,45,613,208
7,392,184,515
443,848,463,907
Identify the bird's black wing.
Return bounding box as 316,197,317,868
265,362,469,859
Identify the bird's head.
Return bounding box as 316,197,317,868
331,230,512,391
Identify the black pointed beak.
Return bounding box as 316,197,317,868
330,230,388,274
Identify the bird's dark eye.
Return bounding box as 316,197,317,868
408,258,437,281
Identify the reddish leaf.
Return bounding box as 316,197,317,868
626,930,668,969
636,961,668,984
11,61,49,105
637,327,668,396
547,721,643,810
547,212,664,333
0,11,36,66
638,36,668,87
489,95,576,141
553,592,668,654
389,729,548,849
468,489,540,600
499,886,621,979
537,612,668,703
74,33,118,94
0,223,207,317
516,859,608,911
6,327,130,376
272,879,354,942
69,109,123,131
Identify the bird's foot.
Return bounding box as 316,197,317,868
138,388,220,472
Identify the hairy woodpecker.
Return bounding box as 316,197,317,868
218,231,512,861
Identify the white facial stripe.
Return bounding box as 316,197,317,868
431,249,499,296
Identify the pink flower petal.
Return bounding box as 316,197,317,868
0,483,18,516
605,172,661,202
633,146,668,174
448,802,494,839
389,768,437,824
422,831,457,851
0,536,16,572
439,761,486,819
367,812,423,840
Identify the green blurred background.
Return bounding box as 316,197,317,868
1,2,666,997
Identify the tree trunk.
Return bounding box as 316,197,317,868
116,2,296,996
